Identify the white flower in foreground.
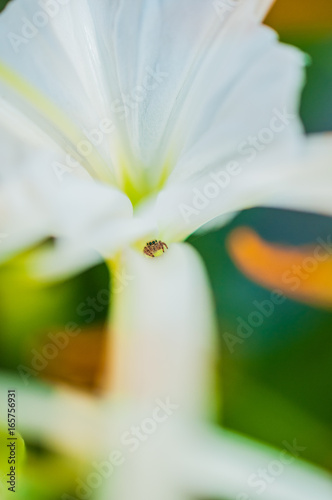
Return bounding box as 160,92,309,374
1,1,332,500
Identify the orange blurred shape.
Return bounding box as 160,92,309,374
227,227,332,309
266,0,332,36
39,325,108,394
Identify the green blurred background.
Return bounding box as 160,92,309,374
0,0,332,498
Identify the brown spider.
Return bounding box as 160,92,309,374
143,240,168,257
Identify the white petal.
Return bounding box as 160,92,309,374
0,118,56,259
157,134,332,242
0,373,110,459
108,242,216,500
169,29,305,184
264,133,332,216
178,426,332,500
0,150,60,261
192,211,238,235
0,123,148,269
102,0,279,174
154,140,304,242
0,0,289,192
31,216,155,280
110,242,216,417
0,100,54,164
0,0,121,183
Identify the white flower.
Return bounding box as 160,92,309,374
0,1,332,499
1,0,331,267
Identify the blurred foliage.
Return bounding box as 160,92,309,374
189,208,332,470
267,0,332,39
2,441,87,500
297,37,332,134
0,0,9,12
0,246,110,389
0,428,25,472
0,428,25,499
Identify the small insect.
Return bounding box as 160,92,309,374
143,240,168,258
